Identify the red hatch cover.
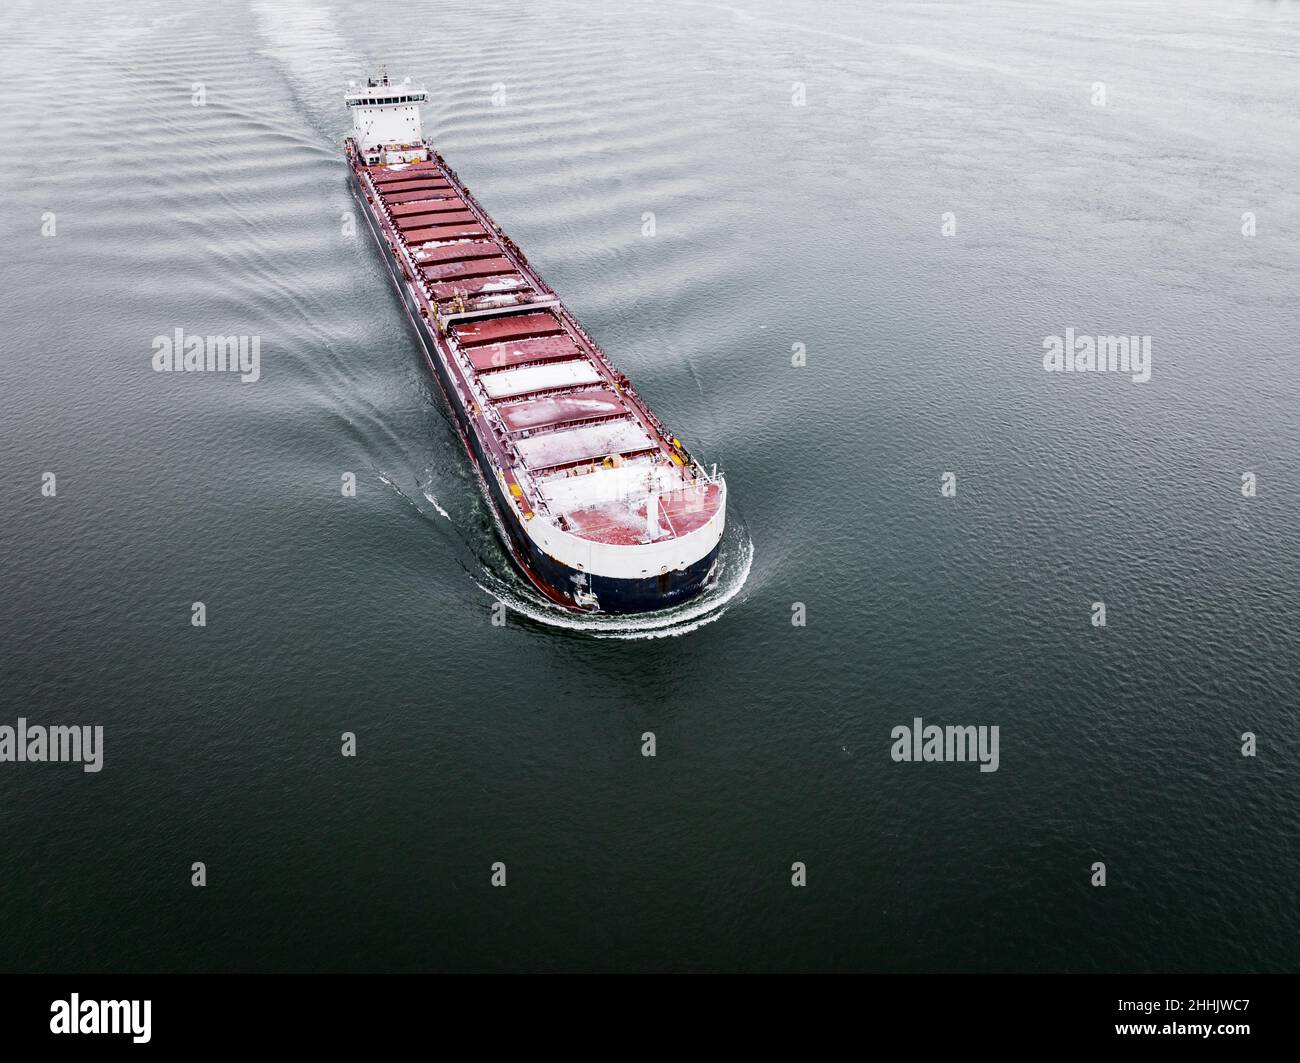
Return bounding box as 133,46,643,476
378,178,449,194
388,198,467,217
370,163,442,184
466,335,582,372
415,240,504,264
421,257,516,282
394,210,477,232
382,188,455,205
396,210,477,229
452,311,565,347
427,275,532,301
496,389,627,432
404,224,487,243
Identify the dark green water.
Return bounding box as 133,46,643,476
1,0,1296,971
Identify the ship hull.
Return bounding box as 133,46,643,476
350,172,720,614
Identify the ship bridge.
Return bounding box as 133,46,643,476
346,71,429,166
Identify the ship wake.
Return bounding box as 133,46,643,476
378,463,750,638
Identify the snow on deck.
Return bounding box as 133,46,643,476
560,482,722,545
479,360,601,399
514,419,654,471
365,153,725,550
536,460,666,513
496,389,626,432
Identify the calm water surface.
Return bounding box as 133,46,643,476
1,0,1297,971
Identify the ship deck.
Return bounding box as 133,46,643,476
357,152,722,548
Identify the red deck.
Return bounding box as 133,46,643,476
358,151,723,546
466,335,581,372
394,211,476,232
388,198,466,216
561,484,722,544
452,312,565,347
416,241,503,264
384,188,455,205
420,257,516,282
427,276,533,301
404,223,488,242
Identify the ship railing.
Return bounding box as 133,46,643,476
651,470,724,539
680,463,724,486
664,468,724,506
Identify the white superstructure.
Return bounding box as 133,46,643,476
345,71,430,165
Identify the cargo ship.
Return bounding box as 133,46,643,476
345,72,726,613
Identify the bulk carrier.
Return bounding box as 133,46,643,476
345,73,726,613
